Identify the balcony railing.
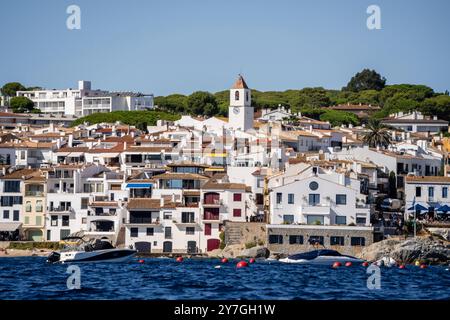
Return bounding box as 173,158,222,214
127,218,161,225
48,206,73,213
25,191,44,197
203,214,220,221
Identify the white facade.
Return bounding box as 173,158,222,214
228,75,253,132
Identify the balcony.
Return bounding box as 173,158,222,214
173,218,199,225
48,206,73,213
201,199,222,207
126,217,161,225
25,191,45,197
48,188,74,194
202,214,220,222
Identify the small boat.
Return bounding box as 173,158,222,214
279,249,363,265
46,236,137,264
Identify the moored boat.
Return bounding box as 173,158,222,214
279,249,363,265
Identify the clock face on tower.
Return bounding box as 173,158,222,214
233,107,240,114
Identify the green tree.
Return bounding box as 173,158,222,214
362,119,391,148
155,94,187,113
343,69,386,92
319,110,359,127
187,91,218,116
9,96,35,113
420,95,450,121
1,82,26,97
291,87,331,112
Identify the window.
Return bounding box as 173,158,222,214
182,212,195,223
233,209,241,217
35,216,42,226
47,230,51,241
283,215,294,224
308,194,320,206
24,216,29,224
268,234,283,244
3,210,9,219
130,228,138,237
245,91,249,101
163,212,172,220
289,235,303,244
235,90,239,101
25,201,32,212
81,198,89,209
307,215,324,225
309,181,319,190
443,187,448,198
308,236,324,245
335,194,347,205
428,187,434,198
351,237,366,246
204,223,212,236
62,215,69,227
146,228,154,236
60,229,70,239
4,181,20,193
276,193,282,204
288,194,295,204
416,187,421,197
185,227,195,235
13,210,19,221
330,236,345,246
356,217,367,225
233,193,242,201
36,200,43,212
335,216,347,225
51,215,58,226
82,218,87,224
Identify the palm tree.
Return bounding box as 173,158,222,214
363,119,391,148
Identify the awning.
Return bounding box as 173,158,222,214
56,152,70,156
0,222,22,232
436,204,450,212
102,153,120,158
126,183,152,188
68,152,84,157
408,203,428,211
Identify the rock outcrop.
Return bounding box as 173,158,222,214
357,236,450,265
206,244,270,259
239,246,270,259
427,228,450,241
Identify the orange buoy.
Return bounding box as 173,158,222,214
249,258,256,264
345,262,352,267
221,258,228,263
236,260,248,268
399,264,405,269
332,262,342,268
176,256,183,263
362,262,369,267
420,264,427,269
138,259,145,264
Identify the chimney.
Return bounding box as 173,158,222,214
160,198,164,207
123,141,127,150
68,134,73,148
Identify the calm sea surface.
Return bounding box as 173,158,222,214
0,257,449,300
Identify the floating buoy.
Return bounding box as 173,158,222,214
399,264,405,269
332,262,342,268
420,264,427,269
214,265,221,269
415,260,420,266
176,256,183,263
138,259,145,264
221,258,228,263
249,258,256,264
236,260,248,268
345,262,352,267
362,261,369,267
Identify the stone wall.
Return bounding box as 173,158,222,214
224,221,267,247
267,224,374,257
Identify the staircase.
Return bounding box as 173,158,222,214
224,224,243,245
114,226,126,248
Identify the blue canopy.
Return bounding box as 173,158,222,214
408,203,428,211
125,183,152,189
436,204,450,212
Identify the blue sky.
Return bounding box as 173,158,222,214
0,0,449,96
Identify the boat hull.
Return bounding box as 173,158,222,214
279,256,363,265
48,249,137,264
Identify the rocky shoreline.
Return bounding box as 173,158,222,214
0,249,52,258
357,236,450,265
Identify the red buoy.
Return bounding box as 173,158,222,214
236,260,248,268
221,258,228,263
249,258,256,264
362,262,369,267
138,259,145,264
332,262,342,268
176,256,183,263
345,262,352,267
420,264,427,269
399,264,405,269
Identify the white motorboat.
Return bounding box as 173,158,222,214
279,249,364,265
47,236,137,264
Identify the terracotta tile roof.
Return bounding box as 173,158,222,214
125,146,172,153
1,168,37,180
90,201,119,207
405,176,450,183
231,74,249,89
153,172,209,180
202,180,248,190
126,198,178,209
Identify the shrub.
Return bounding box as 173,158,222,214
8,242,62,250
245,241,257,249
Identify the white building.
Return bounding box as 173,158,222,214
228,75,254,132
381,111,448,134
269,164,371,226
17,80,154,116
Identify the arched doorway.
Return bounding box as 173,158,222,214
163,241,172,253
207,238,220,251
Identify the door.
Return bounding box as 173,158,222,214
187,241,197,254
163,241,172,253
207,239,220,251
135,241,151,253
